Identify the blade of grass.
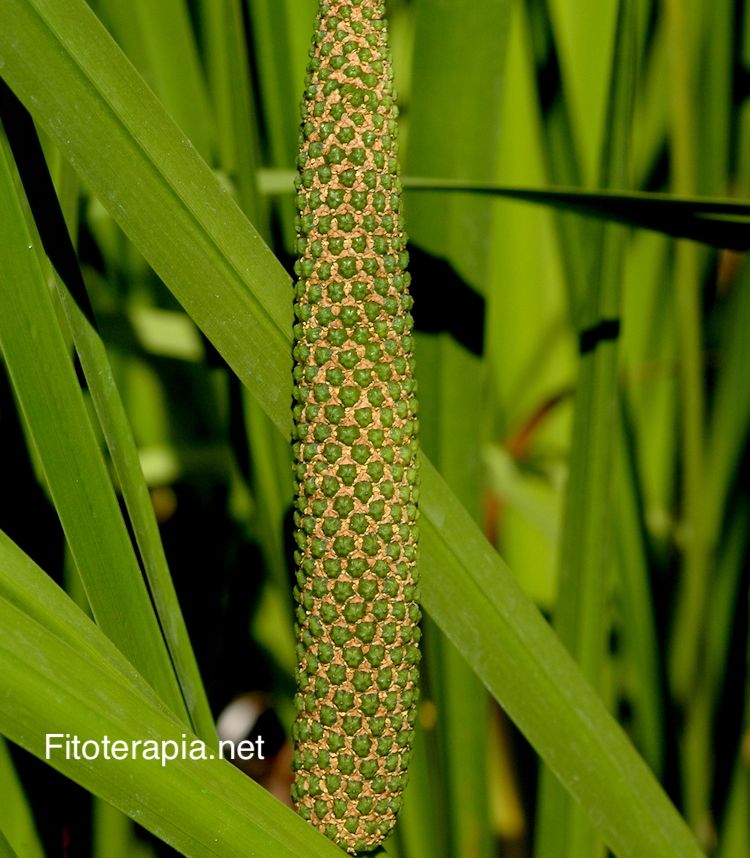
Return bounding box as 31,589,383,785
419,460,703,858
242,390,296,675
0,4,705,853
45,139,80,239
484,1,574,487
0,529,170,708
535,3,637,855
716,470,750,858
398,725,447,858
663,0,708,693
199,0,294,693
716,736,750,858
619,230,678,563
740,7,750,195
0,0,292,436
0,831,18,858
406,0,510,295
245,0,316,250
685,496,750,857
525,0,586,317
1,87,214,743
713,495,750,858
91,0,215,162
199,0,295,691
261,169,750,251
546,0,618,185
704,497,749,719
93,799,140,858
242,391,292,591
0,738,44,858
663,0,712,842
613,397,664,775
406,2,512,851
631,8,669,187
0,121,185,719
703,258,750,556
244,0,315,172
405,182,750,251
55,271,216,740
0,536,346,858
407,621,452,858
436,640,491,858
695,0,733,196
198,0,268,232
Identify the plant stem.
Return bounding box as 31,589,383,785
664,0,711,843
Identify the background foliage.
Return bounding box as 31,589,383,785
0,0,748,856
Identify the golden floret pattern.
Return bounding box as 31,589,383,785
290,0,420,852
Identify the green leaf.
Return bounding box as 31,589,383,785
92,0,215,162
0,85,213,741
613,402,664,775
0,121,184,719
418,460,702,858
401,180,750,251
0,0,292,437
0,737,43,858
716,745,750,858
662,2,711,836
404,2,512,852
54,272,215,741
199,0,268,229
547,0,619,184
0,533,345,858
245,0,316,249
260,169,750,251
0,529,166,707
406,0,511,296
525,0,586,314
535,1,638,854
704,260,750,546
0,829,19,858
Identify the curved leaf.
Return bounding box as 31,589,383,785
0,738,43,858
403,179,750,250
0,532,344,858
0,87,214,742
0,119,184,719
260,169,750,250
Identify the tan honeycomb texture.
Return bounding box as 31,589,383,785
290,0,420,853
